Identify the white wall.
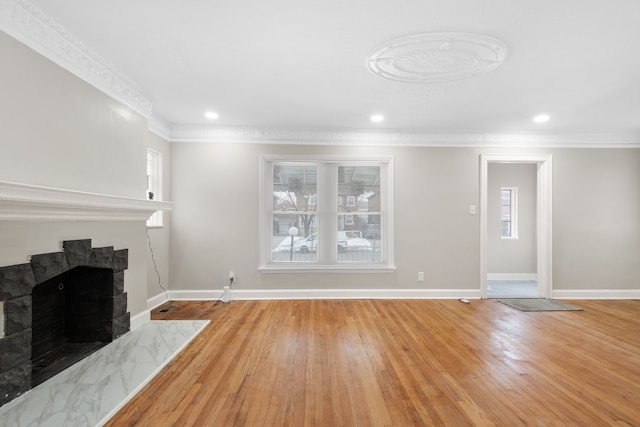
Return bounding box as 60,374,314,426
0,31,151,317
170,143,640,296
487,163,537,276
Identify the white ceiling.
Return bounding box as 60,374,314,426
11,0,640,139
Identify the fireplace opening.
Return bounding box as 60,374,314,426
0,239,130,407
31,267,114,387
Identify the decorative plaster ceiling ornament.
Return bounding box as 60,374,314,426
367,32,509,84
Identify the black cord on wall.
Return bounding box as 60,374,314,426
146,227,170,302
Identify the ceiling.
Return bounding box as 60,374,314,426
9,1,640,141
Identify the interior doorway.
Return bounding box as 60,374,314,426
486,162,537,298
480,154,553,299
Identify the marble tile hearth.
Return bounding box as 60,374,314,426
0,320,209,427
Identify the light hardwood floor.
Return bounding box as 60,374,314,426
106,299,640,426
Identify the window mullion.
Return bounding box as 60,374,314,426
318,163,337,264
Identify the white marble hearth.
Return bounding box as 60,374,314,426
0,320,209,427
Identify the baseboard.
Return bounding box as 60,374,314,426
130,310,150,330
552,289,640,299
487,273,537,281
133,292,170,331
168,288,482,301
147,291,169,311
166,287,640,301
168,289,225,301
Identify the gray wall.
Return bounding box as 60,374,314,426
170,144,481,292
170,143,640,294
0,31,152,317
146,132,172,302
2,29,639,302
487,163,537,275
553,148,640,290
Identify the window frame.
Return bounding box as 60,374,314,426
500,186,518,239
259,155,395,273
146,148,164,228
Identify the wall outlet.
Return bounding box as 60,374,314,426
418,272,424,282
229,271,235,284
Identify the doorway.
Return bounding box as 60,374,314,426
480,154,553,299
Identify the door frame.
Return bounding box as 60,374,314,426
480,154,553,299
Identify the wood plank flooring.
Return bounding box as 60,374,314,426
105,299,640,426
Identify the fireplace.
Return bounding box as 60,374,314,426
0,239,130,407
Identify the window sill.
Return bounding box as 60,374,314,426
259,265,396,274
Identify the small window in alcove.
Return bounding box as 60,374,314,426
501,187,518,239
147,148,163,227
0,300,4,338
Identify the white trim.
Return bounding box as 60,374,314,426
167,288,640,301
480,154,553,299
0,0,152,119
129,309,151,331
500,186,518,239
260,155,395,271
148,115,172,140
487,273,537,281
552,289,640,300
258,265,396,273
168,288,482,301
0,180,173,221
2,2,640,147
170,125,640,147
168,290,224,301
146,149,164,227
147,292,169,311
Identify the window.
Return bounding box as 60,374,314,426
0,300,4,338
261,156,394,271
146,149,163,227
501,187,517,238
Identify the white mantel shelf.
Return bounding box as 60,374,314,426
0,181,173,221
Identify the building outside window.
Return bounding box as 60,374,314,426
261,156,394,271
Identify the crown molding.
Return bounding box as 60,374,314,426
148,115,172,140
2,1,638,148
168,125,640,148
0,0,153,119
0,181,173,221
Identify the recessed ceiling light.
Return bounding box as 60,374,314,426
204,111,219,120
370,114,384,123
533,114,550,123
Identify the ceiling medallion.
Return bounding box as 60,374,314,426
367,32,508,84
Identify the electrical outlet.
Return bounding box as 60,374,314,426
229,271,235,285
418,272,424,282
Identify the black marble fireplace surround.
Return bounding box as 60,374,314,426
0,239,130,407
